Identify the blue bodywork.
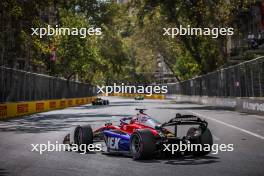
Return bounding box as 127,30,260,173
103,130,130,152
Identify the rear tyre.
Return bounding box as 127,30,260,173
187,127,213,156
130,129,156,160
74,125,93,151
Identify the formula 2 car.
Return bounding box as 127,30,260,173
92,98,109,105
63,109,213,160
135,95,144,100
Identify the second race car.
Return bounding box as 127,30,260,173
134,95,144,100
92,97,109,105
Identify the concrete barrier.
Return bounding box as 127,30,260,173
167,95,264,115
0,96,97,120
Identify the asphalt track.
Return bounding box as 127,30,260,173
0,97,264,176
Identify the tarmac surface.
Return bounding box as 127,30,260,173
0,97,264,176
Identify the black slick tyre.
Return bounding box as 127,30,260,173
187,127,213,156
130,129,156,160
74,125,93,151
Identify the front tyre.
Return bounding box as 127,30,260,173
74,125,93,151
130,129,156,160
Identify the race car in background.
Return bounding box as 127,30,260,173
92,98,109,105
63,109,213,160
134,95,144,100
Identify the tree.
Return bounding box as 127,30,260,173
129,0,252,79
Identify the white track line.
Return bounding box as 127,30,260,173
188,111,264,140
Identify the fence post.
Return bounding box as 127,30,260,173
259,60,263,97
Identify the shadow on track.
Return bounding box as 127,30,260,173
0,168,8,176
135,155,219,165
0,113,131,134
104,154,219,165
162,155,220,165
157,106,234,111
0,98,168,134
74,101,143,110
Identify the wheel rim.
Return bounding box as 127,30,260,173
131,134,141,154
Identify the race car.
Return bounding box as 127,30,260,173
92,98,109,105
134,95,144,100
63,109,213,160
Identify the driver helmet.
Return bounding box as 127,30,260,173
136,113,148,123
130,115,138,124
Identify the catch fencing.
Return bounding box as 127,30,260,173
167,56,264,97
0,66,96,103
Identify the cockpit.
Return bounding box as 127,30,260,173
133,113,161,128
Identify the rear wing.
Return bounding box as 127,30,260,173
161,113,208,128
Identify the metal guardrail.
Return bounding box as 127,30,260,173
1,56,263,102
0,66,96,103
167,56,264,97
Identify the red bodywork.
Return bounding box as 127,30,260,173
93,121,159,137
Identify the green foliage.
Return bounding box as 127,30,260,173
0,0,253,83
131,0,252,79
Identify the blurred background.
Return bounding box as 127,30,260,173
0,0,262,83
